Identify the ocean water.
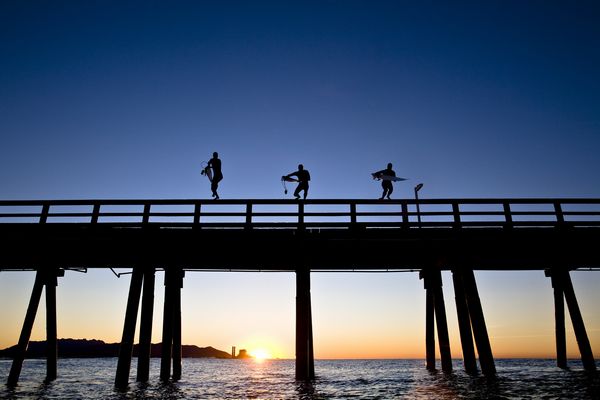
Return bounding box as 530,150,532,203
0,358,599,399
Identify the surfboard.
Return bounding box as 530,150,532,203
201,163,213,182
372,173,407,182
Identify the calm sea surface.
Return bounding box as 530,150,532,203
0,358,599,399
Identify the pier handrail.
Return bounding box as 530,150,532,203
0,198,599,229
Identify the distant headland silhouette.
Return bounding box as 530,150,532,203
0,339,252,359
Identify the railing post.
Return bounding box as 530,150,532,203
401,202,409,229
298,203,305,229
350,202,357,226
245,202,253,230
194,202,201,225
91,203,101,224
503,201,513,229
452,202,461,228
39,203,50,224
554,202,565,225
142,203,151,224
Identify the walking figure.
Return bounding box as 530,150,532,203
204,152,223,199
284,164,311,200
372,163,396,200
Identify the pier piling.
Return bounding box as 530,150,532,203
160,267,184,381
425,288,436,370
7,270,44,387
432,270,452,372
160,269,174,381
462,268,496,375
548,270,567,369
295,268,315,380
45,269,59,382
137,267,155,382
172,269,183,381
115,267,144,389
452,269,477,374
559,270,596,371
421,269,452,372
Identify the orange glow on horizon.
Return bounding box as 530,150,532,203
250,348,273,361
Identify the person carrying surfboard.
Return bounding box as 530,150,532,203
373,163,396,200
207,152,223,199
284,164,311,200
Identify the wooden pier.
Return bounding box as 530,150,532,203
1,198,598,387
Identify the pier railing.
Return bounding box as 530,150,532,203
1,198,599,229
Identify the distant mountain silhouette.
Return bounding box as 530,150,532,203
0,338,231,359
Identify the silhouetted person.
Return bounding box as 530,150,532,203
373,163,396,200
285,164,311,200
207,152,223,199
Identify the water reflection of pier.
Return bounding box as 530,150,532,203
1,198,598,387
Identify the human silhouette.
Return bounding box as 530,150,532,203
284,164,311,200
372,163,396,200
207,152,223,199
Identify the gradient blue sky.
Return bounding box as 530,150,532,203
1,1,599,359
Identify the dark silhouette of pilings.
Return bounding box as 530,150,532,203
549,270,567,369
425,288,435,370
161,267,184,381
461,268,496,375
137,267,155,382
452,269,477,374
420,268,452,372
45,270,58,382
7,269,63,387
160,272,173,381
172,276,183,381
295,268,315,380
115,267,144,389
546,269,596,371
7,271,44,387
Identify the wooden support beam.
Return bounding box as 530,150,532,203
431,270,452,373
421,269,451,372
137,267,155,382
115,268,144,389
160,269,175,381
172,269,183,381
7,270,44,387
462,268,496,375
452,269,477,374
295,268,314,380
560,270,597,371
307,289,315,379
45,270,58,382
549,271,567,369
425,288,436,370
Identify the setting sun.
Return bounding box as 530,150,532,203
250,349,272,361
